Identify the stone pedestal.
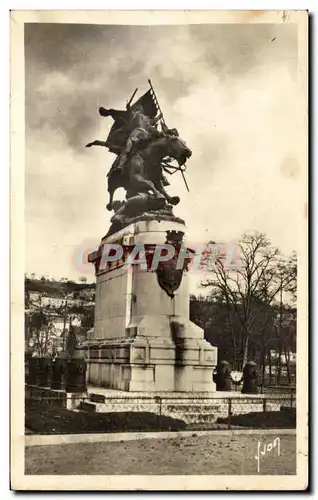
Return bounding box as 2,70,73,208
86,220,217,392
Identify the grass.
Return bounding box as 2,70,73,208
25,432,296,475
217,409,296,429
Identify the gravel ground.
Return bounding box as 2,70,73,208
25,432,296,475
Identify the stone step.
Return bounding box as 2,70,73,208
91,401,282,415
78,401,97,413
94,402,159,413
92,403,225,415
90,393,106,403
164,404,223,413
90,398,227,406
78,401,287,425
165,412,218,424
81,389,289,425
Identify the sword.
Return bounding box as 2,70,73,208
181,169,190,192
149,80,190,192
161,160,190,192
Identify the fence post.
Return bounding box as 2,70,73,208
159,397,162,431
228,398,232,430
155,396,162,431
263,398,267,412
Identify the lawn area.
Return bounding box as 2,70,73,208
217,409,296,428
25,432,296,475
25,401,186,434
26,401,296,434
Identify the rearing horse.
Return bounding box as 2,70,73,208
106,134,192,210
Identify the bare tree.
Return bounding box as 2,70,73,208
202,232,296,369
28,310,50,356
257,251,297,383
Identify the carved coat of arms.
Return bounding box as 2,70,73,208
156,230,185,298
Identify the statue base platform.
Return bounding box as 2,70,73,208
87,220,217,392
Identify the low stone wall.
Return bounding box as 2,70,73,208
159,398,281,424
25,384,87,410
26,384,288,425
86,392,284,425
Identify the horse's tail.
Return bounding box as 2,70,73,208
107,163,126,192
107,157,119,177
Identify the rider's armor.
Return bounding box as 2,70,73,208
116,110,163,171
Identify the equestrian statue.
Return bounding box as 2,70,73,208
86,80,191,234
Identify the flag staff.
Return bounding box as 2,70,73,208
148,79,166,126
149,79,190,192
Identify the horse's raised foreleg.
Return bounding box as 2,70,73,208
128,155,164,199
153,179,180,206
86,140,108,148
106,165,125,211
106,188,115,211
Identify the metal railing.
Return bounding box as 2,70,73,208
25,389,296,433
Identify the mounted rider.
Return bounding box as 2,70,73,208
115,103,165,172
95,85,180,187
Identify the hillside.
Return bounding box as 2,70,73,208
25,278,95,298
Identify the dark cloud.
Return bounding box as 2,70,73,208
25,23,297,152
189,23,297,78
25,21,300,280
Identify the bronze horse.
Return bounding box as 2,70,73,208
105,134,192,211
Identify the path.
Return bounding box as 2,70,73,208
25,432,296,475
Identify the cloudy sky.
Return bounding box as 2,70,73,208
25,22,300,290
